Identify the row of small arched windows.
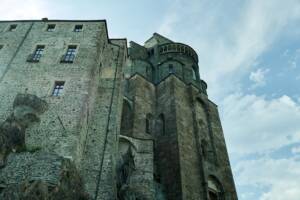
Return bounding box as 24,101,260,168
158,43,198,62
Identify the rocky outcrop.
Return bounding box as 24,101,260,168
0,152,89,200
0,94,48,167
0,94,89,200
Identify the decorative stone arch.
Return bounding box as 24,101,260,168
118,135,138,154
207,175,224,200
120,98,134,136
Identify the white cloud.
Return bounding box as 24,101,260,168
222,94,300,155
289,61,297,69
158,12,179,36
287,48,300,69
249,68,270,88
158,0,300,101
235,156,300,200
221,93,300,200
291,146,300,154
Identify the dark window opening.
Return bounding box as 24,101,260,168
208,190,218,200
168,64,174,74
192,67,197,80
208,176,223,200
158,114,166,135
61,45,77,63
120,100,133,136
146,114,153,134
9,24,17,31
148,49,154,56
146,118,150,134
52,81,65,96
146,66,153,80
47,24,55,32
0,45,3,50
28,45,45,62
74,25,83,32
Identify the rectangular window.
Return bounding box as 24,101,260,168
52,81,65,96
33,45,44,61
61,45,77,63
168,64,174,74
74,25,83,32
0,45,3,50
27,45,45,62
47,24,55,32
9,24,17,31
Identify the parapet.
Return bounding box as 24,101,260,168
158,42,199,63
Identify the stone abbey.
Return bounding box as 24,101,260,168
0,19,237,200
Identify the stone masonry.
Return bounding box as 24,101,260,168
0,19,237,200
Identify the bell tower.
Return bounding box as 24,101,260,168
119,33,237,200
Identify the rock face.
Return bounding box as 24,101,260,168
0,94,48,167
0,19,237,199
0,94,88,200
0,152,88,200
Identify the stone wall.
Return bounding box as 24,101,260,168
0,20,127,200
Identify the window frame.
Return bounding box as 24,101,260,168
168,64,175,74
32,45,45,61
27,45,45,62
61,45,78,63
52,81,65,97
46,24,56,32
8,24,17,31
73,24,83,32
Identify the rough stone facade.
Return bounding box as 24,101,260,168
0,19,237,200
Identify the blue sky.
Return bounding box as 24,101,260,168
1,0,300,199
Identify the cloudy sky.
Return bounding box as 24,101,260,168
1,0,300,199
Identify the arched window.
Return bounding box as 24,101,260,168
146,66,151,78
168,64,174,74
146,113,153,134
120,99,133,136
158,114,166,135
192,68,197,80
208,176,223,200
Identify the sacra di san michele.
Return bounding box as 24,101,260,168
0,19,238,200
